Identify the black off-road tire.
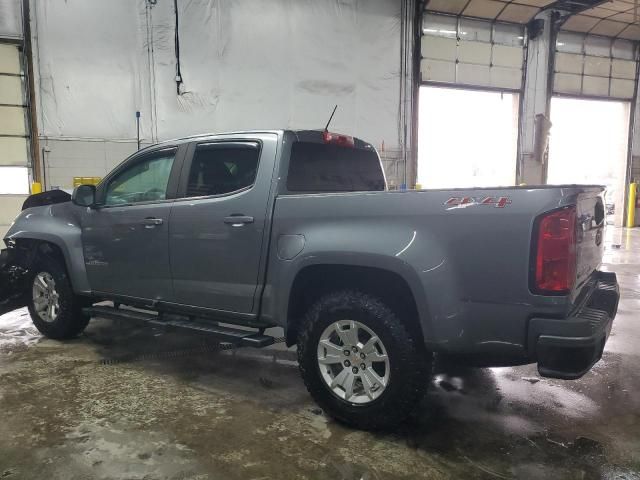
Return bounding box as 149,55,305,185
297,290,431,430
27,255,90,340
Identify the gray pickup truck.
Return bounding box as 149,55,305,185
0,130,619,429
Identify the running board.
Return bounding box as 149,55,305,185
83,305,275,348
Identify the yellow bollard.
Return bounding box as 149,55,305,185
31,182,42,194
627,183,637,228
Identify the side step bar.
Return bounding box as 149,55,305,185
84,305,275,348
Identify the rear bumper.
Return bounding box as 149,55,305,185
528,271,619,380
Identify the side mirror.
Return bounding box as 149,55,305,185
72,184,96,207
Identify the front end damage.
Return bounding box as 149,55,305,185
0,244,30,316
0,189,73,316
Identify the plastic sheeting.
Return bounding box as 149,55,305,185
32,0,403,150
0,307,41,353
0,0,22,39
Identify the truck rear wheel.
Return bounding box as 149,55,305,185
27,255,90,340
297,290,430,430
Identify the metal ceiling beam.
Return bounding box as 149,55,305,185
545,0,608,15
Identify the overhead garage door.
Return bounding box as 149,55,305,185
420,13,525,90
550,33,637,226
554,32,637,99
0,42,31,240
418,13,524,188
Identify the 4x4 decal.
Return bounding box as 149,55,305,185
444,196,512,208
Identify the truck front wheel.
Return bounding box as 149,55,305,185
297,290,431,430
27,255,90,340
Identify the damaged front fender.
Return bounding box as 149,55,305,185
0,248,30,317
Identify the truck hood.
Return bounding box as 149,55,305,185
21,190,71,211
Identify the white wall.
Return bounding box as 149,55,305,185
31,0,405,188
0,0,22,40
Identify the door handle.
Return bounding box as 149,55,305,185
141,217,163,228
224,215,254,227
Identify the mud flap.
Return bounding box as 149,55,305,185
0,249,29,317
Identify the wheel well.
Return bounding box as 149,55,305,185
286,264,424,347
13,239,68,277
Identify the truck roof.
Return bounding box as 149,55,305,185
138,129,374,154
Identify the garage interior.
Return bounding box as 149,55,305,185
1,0,640,478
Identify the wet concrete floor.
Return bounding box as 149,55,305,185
0,229,639,479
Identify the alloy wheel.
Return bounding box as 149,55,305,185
316,319,390,404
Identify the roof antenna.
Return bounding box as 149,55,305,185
324,105,338,132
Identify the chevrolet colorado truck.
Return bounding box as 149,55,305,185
0,130,619,429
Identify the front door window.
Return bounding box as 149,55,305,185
105,151,175,206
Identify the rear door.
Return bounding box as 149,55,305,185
81,146,184,301
168,134,278,314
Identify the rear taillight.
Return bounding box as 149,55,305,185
322,131,355,147
533,206,577,294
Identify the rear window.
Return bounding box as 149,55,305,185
287,142,386,193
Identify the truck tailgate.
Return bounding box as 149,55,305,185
574,187,606,300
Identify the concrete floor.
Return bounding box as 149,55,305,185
0,229,639,480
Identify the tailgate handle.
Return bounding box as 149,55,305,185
224,215,254,227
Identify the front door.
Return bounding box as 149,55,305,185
169,136,276,314
82,147,181,302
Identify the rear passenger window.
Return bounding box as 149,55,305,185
185,143,260,197
287,142,386,192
